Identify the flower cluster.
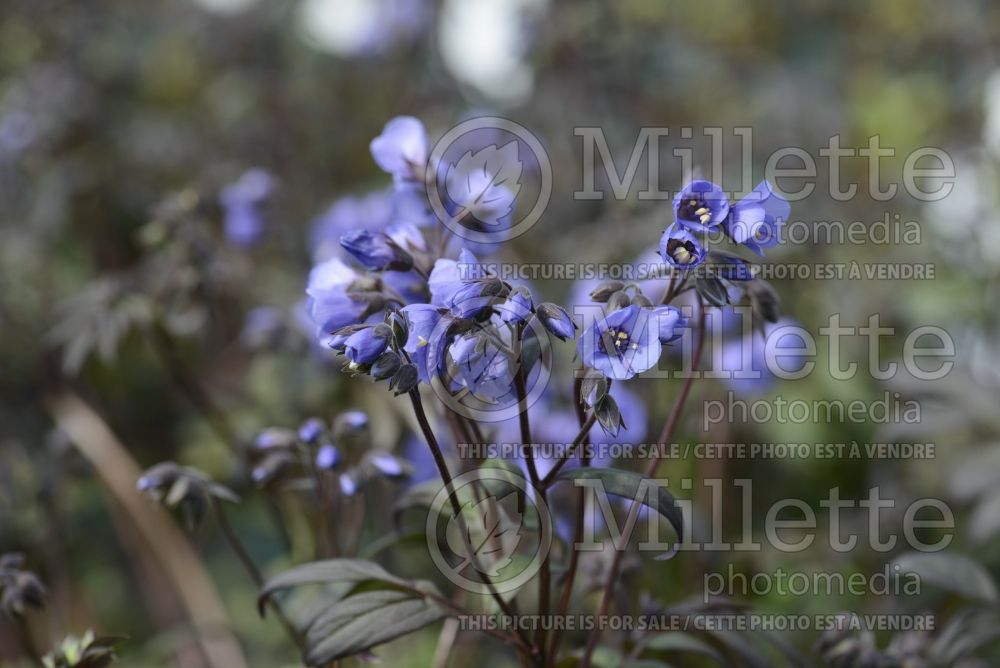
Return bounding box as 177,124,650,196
247,411,408,498
659,179,790,268
305,117,575,406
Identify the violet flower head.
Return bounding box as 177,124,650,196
370,116,428,186
340,230,414,271
725,180,790,256
577,304,662,380
447,332,515,401
401,303,444,383
673,180,729,233
305,257,374,344
315,443,341,470
343,325,392,364
651,305,686,343
659,224,706,269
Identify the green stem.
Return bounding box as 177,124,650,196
406,389,537,659
579,298,706,667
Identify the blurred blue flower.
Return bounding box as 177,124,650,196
310,191,395,261
577,304,661,379
240,306,285,349
370,116,428,186
298,418,325,444
336,410,369,433
659,224,706,269
717,318,807,395
339,472,359,496
315,443,341,470
369,452,406,478
724,180,790,256
220,168,275,248
674,180,729,233
340,230,413,271
343,326,391,364
305,257,373,344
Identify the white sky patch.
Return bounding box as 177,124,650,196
297,0,381,57
439,0,547,106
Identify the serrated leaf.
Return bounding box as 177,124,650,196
302,587,447,665
259,558,412,615
446,492,523,578
892,552,998,603
553,468,683,542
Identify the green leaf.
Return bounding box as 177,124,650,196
892,551,998,603
552,468,683,541
302,586,447,665
694,277,729,307
640,632,726,663
260,559,450,664
259,558,411,615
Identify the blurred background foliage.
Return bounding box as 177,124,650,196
3,0,1000,665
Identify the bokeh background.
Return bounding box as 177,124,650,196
3,0,1000,665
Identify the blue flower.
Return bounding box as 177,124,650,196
673,180,729,233
343,326,391,364
340,230,413,271
447,332,515,401
499,287,533,324
315,443,341,470
659,224,706,269
336,410,369,433
370,116,427,186
339,473,359,496
536,303,577,340
369,452,406,478
577,304,662,379
428,248,483,306
220,168,275,247
724,180,790,256
401,303,444,382
651,305,686,343
298,418,325,444
445,279,504,319
305,258,372,343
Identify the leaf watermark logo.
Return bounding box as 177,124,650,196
427,116,552,243
446,491,523,578
426,468,553,594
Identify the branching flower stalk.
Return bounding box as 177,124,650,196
579,297,708,666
